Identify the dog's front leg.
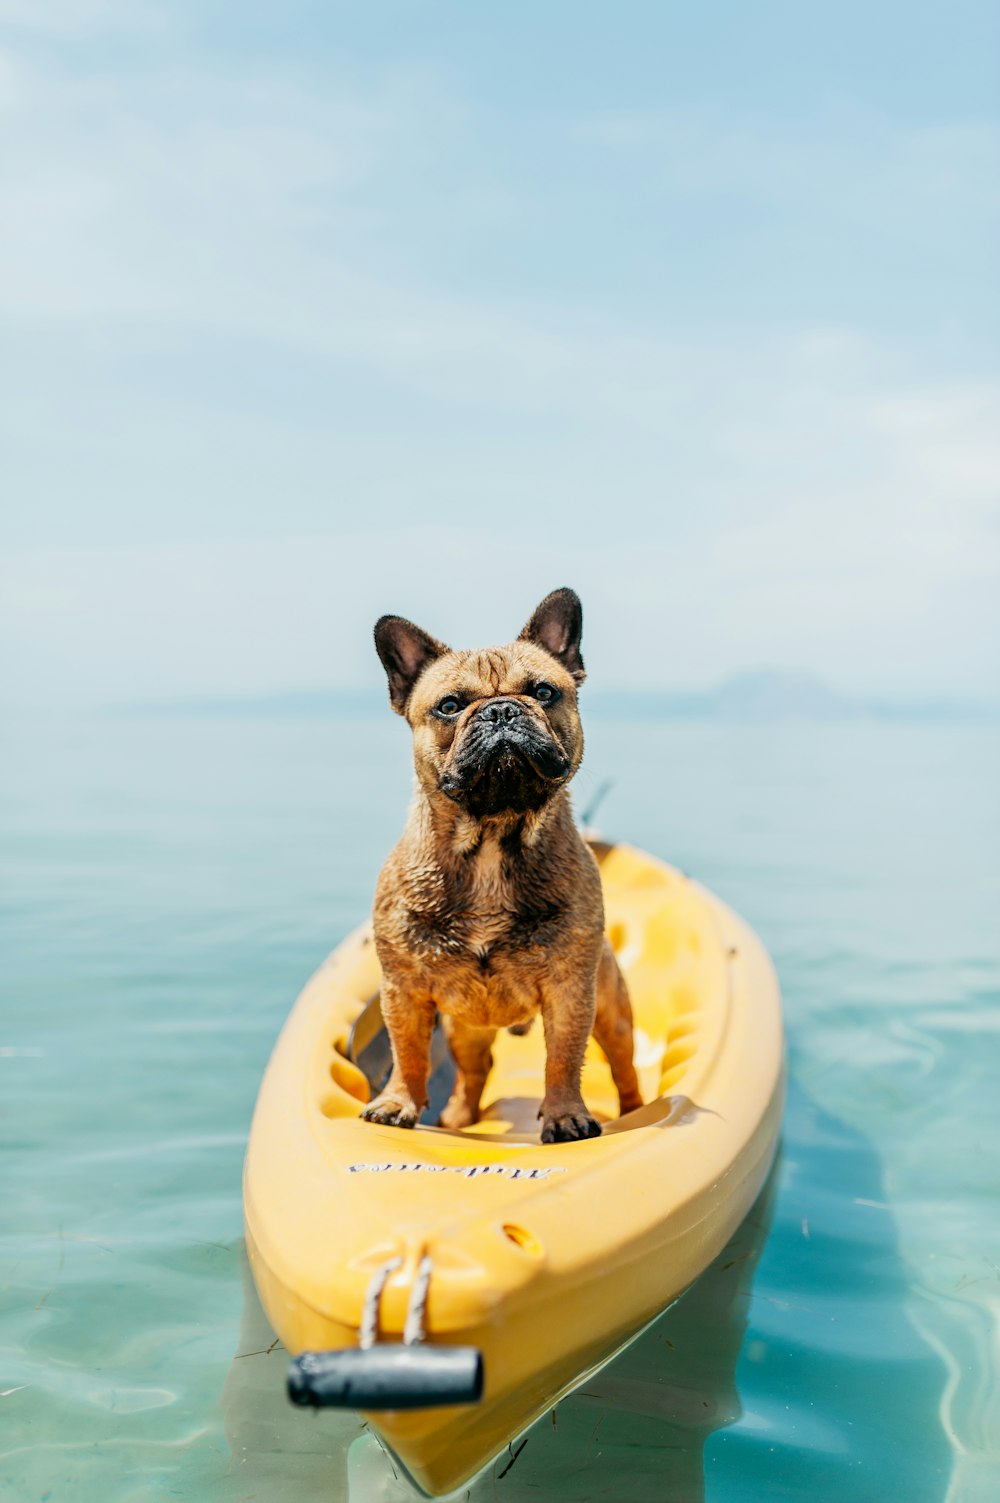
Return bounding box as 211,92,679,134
361,981,435,1129
538,975,602,1143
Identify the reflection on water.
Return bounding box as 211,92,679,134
1,715,997,1501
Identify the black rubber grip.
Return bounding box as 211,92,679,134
287,1345,484,1410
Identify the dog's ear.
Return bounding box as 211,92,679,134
374,615,449,715
518,587,585,684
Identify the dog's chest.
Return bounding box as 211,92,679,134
400,839,556,1018
461,839,514,954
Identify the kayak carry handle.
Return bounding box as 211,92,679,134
286,1251,483,1411
287,1344,484,1410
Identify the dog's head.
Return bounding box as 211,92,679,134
374,588,586,819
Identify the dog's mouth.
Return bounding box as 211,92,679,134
439,721,570,817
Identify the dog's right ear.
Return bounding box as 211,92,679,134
374,616,449,715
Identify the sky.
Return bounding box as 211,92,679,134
1,0,998,708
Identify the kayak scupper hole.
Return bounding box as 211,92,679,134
501,1224,543,1258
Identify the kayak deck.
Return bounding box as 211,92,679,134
244,842,784,1494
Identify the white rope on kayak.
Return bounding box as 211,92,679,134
359,1256,402,1350
403,1255,433,1346
358,1252,433,1349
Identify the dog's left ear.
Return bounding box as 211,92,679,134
374,615,449,715
518,587,585,684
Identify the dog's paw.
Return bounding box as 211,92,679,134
361,1094,419,1128
540,1110,602,1144
437,1096,478,1131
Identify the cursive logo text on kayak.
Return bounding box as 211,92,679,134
347,1161,567,1180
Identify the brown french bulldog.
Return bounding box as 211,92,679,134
362,587,643,1143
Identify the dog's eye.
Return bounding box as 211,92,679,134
435,696,463,718
534,683,559,705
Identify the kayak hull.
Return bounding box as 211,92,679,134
243,843,784,1495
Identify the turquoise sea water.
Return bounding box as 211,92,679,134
2,712,998,1502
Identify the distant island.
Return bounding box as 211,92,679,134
117,670,999,723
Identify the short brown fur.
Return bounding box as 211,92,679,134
363,588,643,1143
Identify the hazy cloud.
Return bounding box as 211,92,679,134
1,5,997,706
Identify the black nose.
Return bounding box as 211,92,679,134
478,699,523,726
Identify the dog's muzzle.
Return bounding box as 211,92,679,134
438,698,571,813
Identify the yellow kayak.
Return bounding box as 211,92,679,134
243,841,784,1495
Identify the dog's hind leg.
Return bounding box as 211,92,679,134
437,1017,496,1131
593,941,643,1116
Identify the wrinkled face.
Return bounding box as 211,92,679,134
374,588,588,821
407,642,583,817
